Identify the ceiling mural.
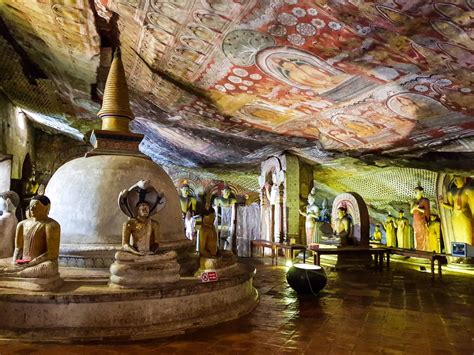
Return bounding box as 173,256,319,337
0,0,473,168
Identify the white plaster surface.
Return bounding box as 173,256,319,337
46,155,185,248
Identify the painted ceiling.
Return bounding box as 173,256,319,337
0,0,473,169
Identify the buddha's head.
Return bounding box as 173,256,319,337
375,225,380,231
398,209,404,218
415,185,424,199
180,184,190,197
222,185,231,199
136,202,150,218
337,206,347,219
386,214,393,222
307,194,315,205
453,176,466,189
29,195,51,219
430,214,438,222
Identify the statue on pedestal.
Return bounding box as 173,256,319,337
410,184,430,251
333,207,353,246
384,213,397,247
396,210,410,249
178,183,197,241
199,208,218,258
213,184,237,250
440,176,474,246
110,180,180,288
372,225,382,243
0,195,63,291
0,191,19,258
299,187,320,244
428,214,441,253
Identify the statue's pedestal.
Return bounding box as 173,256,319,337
109,250,180,289
0,263,258,342
0,274,64,292
196,250,238,277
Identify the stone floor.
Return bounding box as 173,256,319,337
0,257,473,354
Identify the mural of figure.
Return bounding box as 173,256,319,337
384,213,397,247
440,176,474,245
333,207,353,246
396,210,410,248
299,187,320,244
410,185,430,251
256,47,351,93
428,214,441,253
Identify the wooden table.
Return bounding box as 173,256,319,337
387,248,448,279
310,247,389,270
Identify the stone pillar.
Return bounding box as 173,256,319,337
284,154,300,244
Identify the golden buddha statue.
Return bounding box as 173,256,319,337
427,214,441,253
199,209,218,258
333,207,353,246
395,209,410,248
372,225,382,242
383,213,397,247
213,185,237,208
0,195,63,290
440,176,474,245
410,185,430,251
178,183,197,218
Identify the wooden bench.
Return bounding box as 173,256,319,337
250,239,277,264
387,248,448,279
274,243,308,264
310,246,389,270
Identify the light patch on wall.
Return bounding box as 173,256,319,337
21,109,84,140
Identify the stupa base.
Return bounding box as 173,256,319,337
0,263,258,342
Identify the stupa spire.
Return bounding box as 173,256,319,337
97,48,134,132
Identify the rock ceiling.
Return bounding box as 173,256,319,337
0,0,473,170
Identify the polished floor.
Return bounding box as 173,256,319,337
0,256,473,355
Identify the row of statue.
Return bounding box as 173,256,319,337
301,177,473,254
178,182,237,251
0,179,239,291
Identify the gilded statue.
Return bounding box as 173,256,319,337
0,195,61,281
427,214,441,253
383,213,397,247
410,185,430,251
396,210,410,248
199,208,218,258
213,184,237,208
299,187,320,244
333,207,353,246
118,180,165,256
178,183,197,217
372,225,382,243
0,191,19,258
440,176,474,245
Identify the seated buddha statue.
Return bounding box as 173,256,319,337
333,207,353,246
0,191,19,258
372,225,382,243
0,195,63,291
110,180,180,288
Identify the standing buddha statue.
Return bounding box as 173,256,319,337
410,184,430,251
396,209,410,248
383,213,397,247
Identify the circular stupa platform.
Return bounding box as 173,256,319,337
0,263,258,342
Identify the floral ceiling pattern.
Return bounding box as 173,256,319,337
0,0,473,167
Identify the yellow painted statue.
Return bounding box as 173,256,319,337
372,225,382,242
0,195,63,291
333,207,353,246
427,214,441,253
440,176,474,245
199,209,218,258
383,213,397,247
179,184,197,218
396,210,410,248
